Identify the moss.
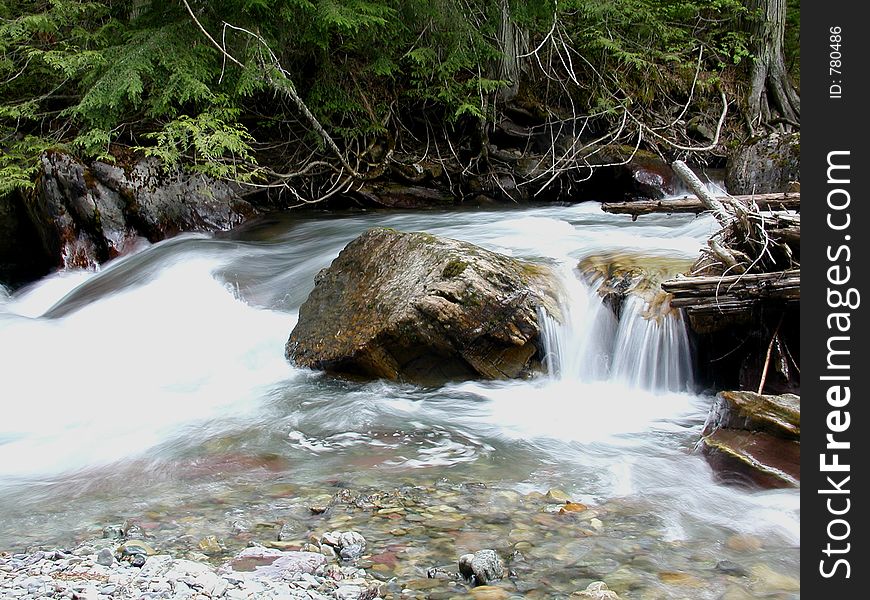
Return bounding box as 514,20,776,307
442,259,467,278
518,261,550,283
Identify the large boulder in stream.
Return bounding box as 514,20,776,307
286,228,561,384
698,391,800,488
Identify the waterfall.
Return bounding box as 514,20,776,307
539,265,694,393
609,295,694,392
538,265,615,381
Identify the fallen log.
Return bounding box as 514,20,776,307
662,269,800,312
768,226,800,244
601,192,800,218
671,160,733,226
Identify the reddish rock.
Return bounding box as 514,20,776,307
699,429,799,488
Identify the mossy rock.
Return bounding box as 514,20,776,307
725,133,800,194
702,391,800,439
578,252,694,319
286,228,562,384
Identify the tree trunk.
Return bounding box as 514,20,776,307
497,0,528,102
747,0,800,132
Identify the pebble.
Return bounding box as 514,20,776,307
130,555,146,568
719,585,756,600
715,560,746,576
0,482,800,599
321,531,367,562
468,585,510,600
0,540,385,600
748,564,800,593
725,534,762,552
197,536,222,554
572,581,621,599
101,526,124,540
118,540,156,557
458,549,503,585
657,571,704,587
95,549,114,567
545,489,572,504
278,522,298,541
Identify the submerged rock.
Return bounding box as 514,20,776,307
321,531,367,562
227,547,328,579
287,228,561,384
572,581,621,599
578,252,694,318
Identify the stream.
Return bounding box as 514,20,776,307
0,203,799,598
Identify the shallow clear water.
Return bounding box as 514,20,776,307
0,203,799,597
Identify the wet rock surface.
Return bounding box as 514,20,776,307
287,228,561,384
23,151,257,272
578,252,694,317
702,391,799,440
699,391,800,488
699,428,800,488
576,147,678,201
458,549,504,585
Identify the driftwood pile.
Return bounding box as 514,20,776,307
603,160,800,322
603,162,801,478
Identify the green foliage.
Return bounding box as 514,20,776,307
0,135,58,195
0,0,789,193
141,109,259,181
73,23,217,129
557,0,751,103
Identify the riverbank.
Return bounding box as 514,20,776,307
0,537,382,600
0,480,800,600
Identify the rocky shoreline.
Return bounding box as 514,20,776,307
0,480,800,600
0,541,629,600
0,537,381,600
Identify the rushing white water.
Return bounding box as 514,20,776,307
0,203,799,586
609,295,694,392
538,266,615,382
538,266,694,392
0,256,298,477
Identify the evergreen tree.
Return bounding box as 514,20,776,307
0,0,799,195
